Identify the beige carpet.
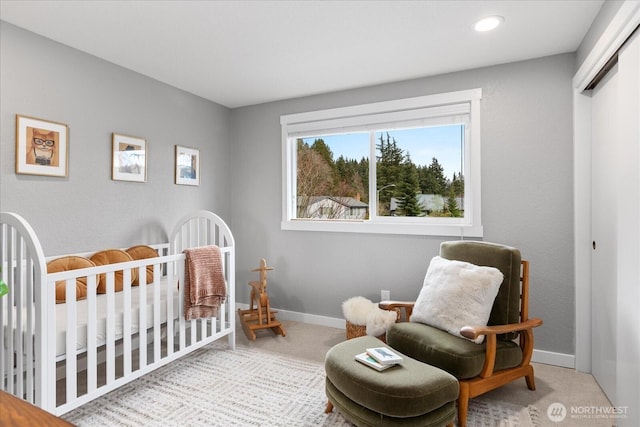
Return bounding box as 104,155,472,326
237,320,614,427
62,344,351,426
63,341,537,426
61,320,613,426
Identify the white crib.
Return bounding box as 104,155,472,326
0,210,235,416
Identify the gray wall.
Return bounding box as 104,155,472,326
0,22,232,255
230,53,576,355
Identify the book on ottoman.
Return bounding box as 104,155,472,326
366,347,403,366
354,352,397,371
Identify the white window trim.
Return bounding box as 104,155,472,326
281,89,483,237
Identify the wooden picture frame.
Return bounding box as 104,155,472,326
175,145,200,186
15,115,69,177
112,133,147,182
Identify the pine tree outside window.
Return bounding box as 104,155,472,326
281,89,483,237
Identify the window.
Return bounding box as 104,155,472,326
281,89,483,237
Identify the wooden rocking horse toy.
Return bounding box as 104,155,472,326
238,259,286,340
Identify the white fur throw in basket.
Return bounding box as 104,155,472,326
342,296,397,338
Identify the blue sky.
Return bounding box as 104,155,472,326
303,124,464,179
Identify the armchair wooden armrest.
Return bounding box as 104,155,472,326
459,318,543,340
460,317,543,379
378,300,415,321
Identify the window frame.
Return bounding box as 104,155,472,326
281,89,483,237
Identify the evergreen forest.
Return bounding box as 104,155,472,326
297,133,464,218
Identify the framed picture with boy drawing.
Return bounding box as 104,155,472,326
15,115,69,177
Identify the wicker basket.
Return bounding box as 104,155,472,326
345,320,386,343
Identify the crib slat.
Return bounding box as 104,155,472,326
153,265,161,363
6,228,15,395
123,269,132,377
0,224,6,390
41,247,55,411
138,272,147,368
217,305,224,335
106,273,115,384
165,262,174,356
219,249,227,335
65,278,78,403
178,260,186,351
200,217,207,247
190,318,197,346
86,275,97,393
15,237,25,399
26,256,35,400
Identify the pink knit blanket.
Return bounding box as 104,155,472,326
183,245,226,320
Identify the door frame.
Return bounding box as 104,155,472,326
573,0,640,373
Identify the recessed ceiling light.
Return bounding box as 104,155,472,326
474,15,504,32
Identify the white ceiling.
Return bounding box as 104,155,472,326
0,1,603,108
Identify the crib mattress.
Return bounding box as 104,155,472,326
55,279,180,358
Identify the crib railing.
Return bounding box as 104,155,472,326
1,210,236,416
48,254,181,413
1,212,49,410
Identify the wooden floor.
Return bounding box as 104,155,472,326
1,391,73,426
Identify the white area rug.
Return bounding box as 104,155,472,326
465,396,540,427
63,344,539,426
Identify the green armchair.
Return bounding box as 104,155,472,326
380,241,542,427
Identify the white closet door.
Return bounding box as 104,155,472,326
590,62,619,404
614,29,640,420
590,29,640,415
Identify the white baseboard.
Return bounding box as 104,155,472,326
237,302,576,369
532,349,575,369
236,303,346,329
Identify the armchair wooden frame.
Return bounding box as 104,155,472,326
380,260,542,427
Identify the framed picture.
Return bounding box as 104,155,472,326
175,145,200,186
15,115,69,177
112,133,147,182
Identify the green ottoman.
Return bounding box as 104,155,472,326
325,335,459,427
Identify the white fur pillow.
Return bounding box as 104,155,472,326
410,256,503,344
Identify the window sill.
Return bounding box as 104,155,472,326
281,219,483,237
